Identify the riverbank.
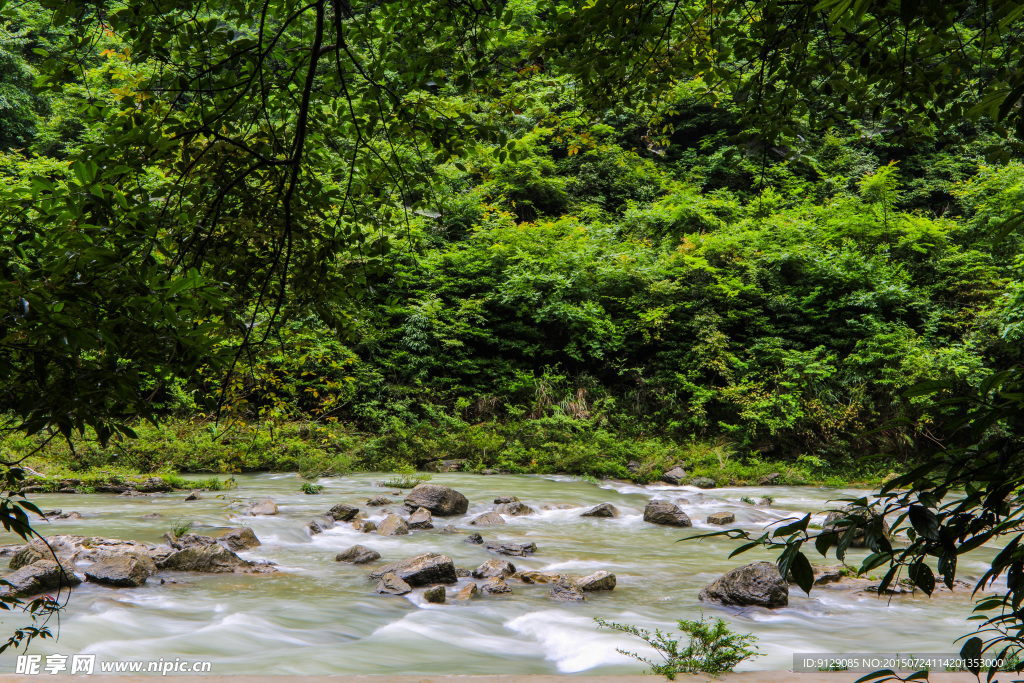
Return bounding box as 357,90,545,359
5,417,904,492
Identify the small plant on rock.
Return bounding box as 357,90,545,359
596,614,760,679
300,482,325,494
171,519,193,539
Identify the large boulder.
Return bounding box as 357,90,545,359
550,575,585,602
699,561,788,608
692,477,717,489
8,545,47,570
496,501,535,516
85,556,148,587
375,572,412,595
404,483,469,516
157,545,272,574
822,505,892,548
468,511,505,526
249,499,278,516
577,570,616,591
327,503,360,522
336,545,381,564
8,535,158,567
580,503,619,518
368,553,457,586
662,466,688,485
643,500,692,527
376,513,410,536
216,528,261,551
0,560,81,597
472,558,516,580
407,507,434,530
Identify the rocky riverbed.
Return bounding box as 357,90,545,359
0,473,997,675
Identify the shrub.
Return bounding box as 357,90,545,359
596,614,760,679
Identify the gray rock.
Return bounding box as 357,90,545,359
707,512,736,525
643,500,692,527
184,490,201,501
407,507,434,530
455,582,479,600
692,477,717,489
472,558,516,579
360,521,377,534
336,545,381,564
59,511,82,520
493,496,519,504
481,577,512,594
455,567,471,578
366,496,391,507
496,501,535,516
171,532,216,550
577,570,616,591
156,545,273,574
84,556,148,587
439,525,458,534
550,575,585,601
0,560,81,597
141,513,163,519
423,585,446,603
423,459,466,473
249,499,279,516
580,503,619,518
217,527,261,551
368,553,457,586
468,511,505,526
699,561,789,608
465,533,484,544
485,541,536,557
374,572,412,595
8,545,47,570
758,472,782,485
327,503,360,521
663,466,687,485
404,483,469,516
307,520,326,535
376,514,410,536
822,505,892,548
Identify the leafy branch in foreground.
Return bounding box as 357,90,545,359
685,367,1024,681
596,614,760,679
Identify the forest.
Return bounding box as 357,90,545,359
1,0,1024,675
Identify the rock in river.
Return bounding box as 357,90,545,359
85,555,149,587
249,499,278,516
407,507,434,530
157,545,273,574
472,558,516,580
577,570,616,591
485,541,536,557
403,483,469,516
0,560,81,597
368,553,457,586
643,500,692,527
550,575,585,602
376,513,410,536
481,577,512,595
327,503,360,522
496,501,535,516
468,511,505,526
375,572,412,595
423,585,446,603
580,503,619,518
217,527,261,551
699,561,788,608
707,512,735,525
336,545,381,564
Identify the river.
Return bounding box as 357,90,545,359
3,473,992,675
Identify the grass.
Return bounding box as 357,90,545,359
3,414,904,490
300,482,325,494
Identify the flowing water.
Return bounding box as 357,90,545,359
3,473,995,674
